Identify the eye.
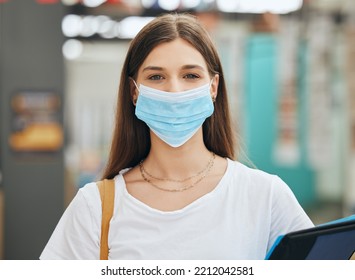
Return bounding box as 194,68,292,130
184,73,200,79
148,74,164,81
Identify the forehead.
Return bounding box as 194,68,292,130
140,38,208,71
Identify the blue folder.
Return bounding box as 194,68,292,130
266,215,355,260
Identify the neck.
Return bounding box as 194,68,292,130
144,130,212,180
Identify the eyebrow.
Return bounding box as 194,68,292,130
142,66,164,72
142,64,206,72
181,64,205,71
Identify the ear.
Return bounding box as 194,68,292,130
210,74,219,101
129,78,139,105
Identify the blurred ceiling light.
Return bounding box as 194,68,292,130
98,19,118,39
95,15,111,24
119,16,154,39
216,0,239,12
62,14,83,37
82,0,106,7
217,0,303,14
158,0,180,11
62,39,83,60
80,16,99,37
62,14,155,40
141,0,156,9
181,0,201,9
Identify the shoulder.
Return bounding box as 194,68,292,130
63,182,102,224
228,159,284,190
77,182,101,205
228,160,313,235
225,159,298,207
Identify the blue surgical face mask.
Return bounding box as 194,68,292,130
133,80,214,147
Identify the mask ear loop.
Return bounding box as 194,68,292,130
129,77,139,105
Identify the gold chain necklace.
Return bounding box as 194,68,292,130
139,153,215,192
139,152,215,182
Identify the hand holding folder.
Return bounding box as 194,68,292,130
266,215,355,260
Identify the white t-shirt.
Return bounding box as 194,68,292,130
40,159,313,260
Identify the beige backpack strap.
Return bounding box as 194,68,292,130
97,179,115,260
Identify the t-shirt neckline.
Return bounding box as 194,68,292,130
119,158,233,216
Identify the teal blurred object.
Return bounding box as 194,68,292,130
244,34,316,208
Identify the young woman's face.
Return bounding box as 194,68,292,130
134,38,218,95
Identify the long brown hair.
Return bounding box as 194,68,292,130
102,13,237,179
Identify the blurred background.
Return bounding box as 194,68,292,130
1,0,355,260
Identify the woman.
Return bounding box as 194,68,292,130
40,13,313,260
